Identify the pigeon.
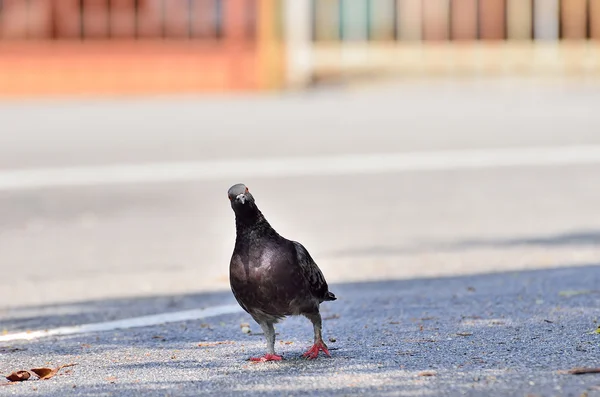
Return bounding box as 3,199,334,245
227,183,337,362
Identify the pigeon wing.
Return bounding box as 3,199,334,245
292,241,335,302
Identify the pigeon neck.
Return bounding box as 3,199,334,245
234,206,270,232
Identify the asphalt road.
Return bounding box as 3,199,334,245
1,78,600,396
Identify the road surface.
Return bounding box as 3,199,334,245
0,78,599,396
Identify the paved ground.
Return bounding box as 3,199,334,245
1,78,600,396
1,265,600,396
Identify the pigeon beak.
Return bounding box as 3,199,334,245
235,194,246,204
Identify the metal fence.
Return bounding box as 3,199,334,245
0,0,257,40
0,0,599,96
311,0,600,42
0,0,283,96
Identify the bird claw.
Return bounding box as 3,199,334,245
302,341,331,359
249,354,283,362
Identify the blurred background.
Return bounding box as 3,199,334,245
0,0,600,95
1,0,600,320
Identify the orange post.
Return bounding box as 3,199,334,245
110,0,136,38
592,0,600,40
1,0,33,38
137,0,163,38
28,0,53,39
451,0,478,40
561,0,587,40
257,0,283,90
83,0,110,38
54,0,83,38
479,0,506,40
422,0,450,41
191,0,218,38
223,0,247,40
164,0,190,38
397,0,422,41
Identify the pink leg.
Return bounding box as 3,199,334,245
249,354,283,362
302,340,331,359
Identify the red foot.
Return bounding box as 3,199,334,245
249,354,283,362
302,341,331,359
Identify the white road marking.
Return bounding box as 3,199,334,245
0,304,243,342
1,145,600,191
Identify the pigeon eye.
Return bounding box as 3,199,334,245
245,187,249,193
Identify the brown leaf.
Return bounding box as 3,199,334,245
418,371,437,377
567,368,600,375
30,368,56,380
6,370,31,382
30,363,77,380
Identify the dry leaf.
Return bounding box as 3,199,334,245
567,368,600,375
31,363,76,380
6,371,31,382
30,368,56,380
418,371,437,377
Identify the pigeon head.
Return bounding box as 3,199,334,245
228,183,256,210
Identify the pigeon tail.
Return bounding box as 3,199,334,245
324,291,337,301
